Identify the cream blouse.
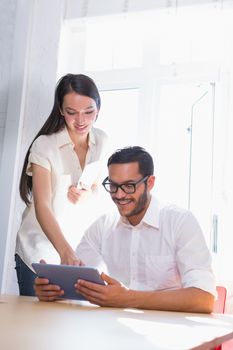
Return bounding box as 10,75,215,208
16,126,108,270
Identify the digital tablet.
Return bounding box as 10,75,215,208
32,263,105,301
77,160,102,190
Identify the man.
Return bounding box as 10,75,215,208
34,146,216,313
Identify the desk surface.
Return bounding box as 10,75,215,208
1,294,233,350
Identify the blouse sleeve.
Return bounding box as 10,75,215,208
26,136,51,176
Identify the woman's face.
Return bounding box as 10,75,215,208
61,92,98,137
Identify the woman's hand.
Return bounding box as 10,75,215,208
67,185,91,204
60,247,85,266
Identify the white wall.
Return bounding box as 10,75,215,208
0,0,65,293
0,0,17,167
0,0,32,293
0,0,17,291
64,0,226,19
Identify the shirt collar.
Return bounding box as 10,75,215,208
120,195,161,229
88,128,96,146
56,126,96,149
56,126,73,148
142,195,160,229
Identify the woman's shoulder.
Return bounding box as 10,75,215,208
30,133,58,154
33,133,53,144
32,132,59,146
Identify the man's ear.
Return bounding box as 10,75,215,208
147,175,156,190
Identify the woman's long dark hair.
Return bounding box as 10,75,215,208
19,73,101,206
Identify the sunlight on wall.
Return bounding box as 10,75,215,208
95,89,139,153
57,4,233,281
85,17,143,70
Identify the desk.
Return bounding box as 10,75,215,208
1,294,233,350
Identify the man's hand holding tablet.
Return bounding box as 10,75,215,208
32,263,105,301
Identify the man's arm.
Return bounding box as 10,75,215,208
34,273,214,312
76,273,214,313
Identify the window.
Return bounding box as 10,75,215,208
96,89,139,152
58,4,233,280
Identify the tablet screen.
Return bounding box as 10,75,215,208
32,263,105,301
77,160,102,190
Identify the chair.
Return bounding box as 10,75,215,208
213,286,227,350
214,286,227,314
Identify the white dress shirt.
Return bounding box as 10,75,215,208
76,196,216,296
16,126,108,269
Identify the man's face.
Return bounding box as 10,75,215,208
108,162,154,223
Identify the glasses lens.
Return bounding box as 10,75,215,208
121,184,135,194
103,182,116,193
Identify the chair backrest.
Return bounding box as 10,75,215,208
214,286,227,314
213,286,227,350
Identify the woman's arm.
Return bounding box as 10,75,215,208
32,163,83,265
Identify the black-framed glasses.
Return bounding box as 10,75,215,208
102,175,149,194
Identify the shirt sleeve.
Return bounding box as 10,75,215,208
75,216,105,269
26,136,51,176
175,210,216,297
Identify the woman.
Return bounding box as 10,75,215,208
15,73,108,296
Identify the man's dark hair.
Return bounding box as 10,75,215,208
107,146,154,177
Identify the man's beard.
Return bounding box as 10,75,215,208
125,186,148,218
